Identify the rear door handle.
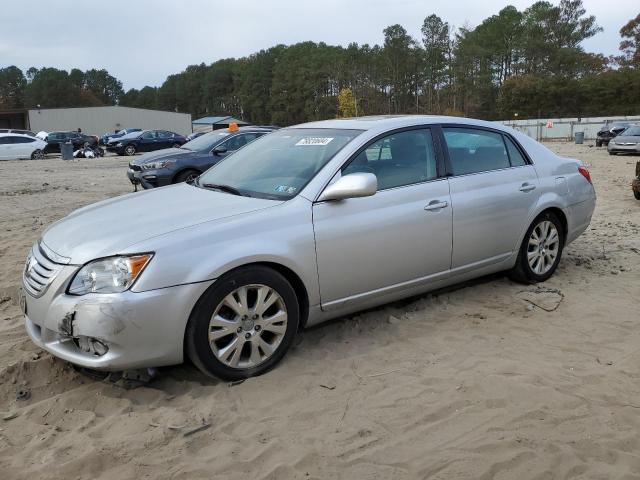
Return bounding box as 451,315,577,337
424,200,448,211
519,183,536,192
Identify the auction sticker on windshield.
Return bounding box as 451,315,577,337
295,137,334,146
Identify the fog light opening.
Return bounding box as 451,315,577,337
74,336,109,356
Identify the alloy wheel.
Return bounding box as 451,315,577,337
527,220,560,275
208,284,288,369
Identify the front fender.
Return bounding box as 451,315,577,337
128,197,320,306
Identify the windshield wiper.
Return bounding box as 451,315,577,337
201,183,244,196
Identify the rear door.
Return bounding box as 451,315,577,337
157,131,174,149
441,126,540,270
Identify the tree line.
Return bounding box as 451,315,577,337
1,1,638,124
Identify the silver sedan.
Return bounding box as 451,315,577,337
21,116,596,379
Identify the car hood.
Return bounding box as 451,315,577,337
131,148,191,165
41,184,282,264
611,135,639,144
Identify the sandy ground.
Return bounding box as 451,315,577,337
0,145,639,480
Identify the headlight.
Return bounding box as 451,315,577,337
142,159,177,170
68,254,153,295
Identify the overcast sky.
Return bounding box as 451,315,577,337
0,0,636,90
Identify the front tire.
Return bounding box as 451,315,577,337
172,143,182,148
173,169,199,184
595,140,602,147
634,190,640,200
186,266,300,380
124,145,136,156
609,151,617,156
31,149,44,160
509,212,564,284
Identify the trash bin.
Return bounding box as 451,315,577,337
60,141,74,160
575,132,585,144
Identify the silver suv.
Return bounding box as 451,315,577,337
21,116,596,379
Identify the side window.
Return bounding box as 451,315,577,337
141,131,155,139
13,136,34,144
243,133,259,143
443,128,510,175
0,137,10,145
504,136,527,167
225,134,248,151
157,131,170,139
342,129,438,190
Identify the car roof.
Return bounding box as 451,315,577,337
291,115,513,135
0,132,39,138
236,126,278,132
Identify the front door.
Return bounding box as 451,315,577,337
138,131,157,152
313,128,452,308
441,126,541,270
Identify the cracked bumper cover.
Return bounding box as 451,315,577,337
23,265,214,370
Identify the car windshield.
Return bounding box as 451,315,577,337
197,128,363,200
120,131,143,139
621,126,640,136
183,130,230,152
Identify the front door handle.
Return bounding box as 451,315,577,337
519,183,536,192
424,200,448,211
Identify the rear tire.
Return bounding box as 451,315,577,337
595,140,602,147
186,266,300,380
172,143,182,148
634,190,640,200
173,169,199,184
124,145,136,156
509,211,564,284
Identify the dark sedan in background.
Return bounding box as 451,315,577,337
106,129,187,156
127,126,276,189
596,121,633,147
44,131,99,153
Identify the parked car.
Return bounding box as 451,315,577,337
99,128,142,146
0,129,36,137
186,132,205,142
127,126,276,189
0,133,47,160
20,116,595,380
632,160,640,200
44,131,99,154
596,121,633,147
106,129,187,156
607,125,640,155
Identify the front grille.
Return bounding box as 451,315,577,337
129,163,142,171
23,243,65,297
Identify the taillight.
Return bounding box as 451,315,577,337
578,165,592,184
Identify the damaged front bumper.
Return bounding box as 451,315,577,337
23,265,213,370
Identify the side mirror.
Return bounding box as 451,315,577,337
213,145,227,155
317,172,377,202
